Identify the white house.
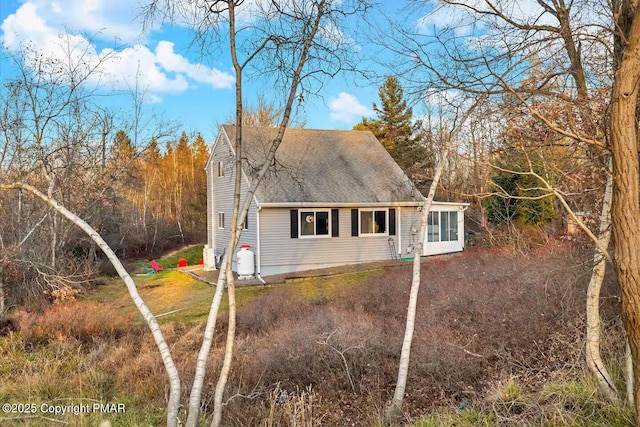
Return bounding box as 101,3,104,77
203,125,468,277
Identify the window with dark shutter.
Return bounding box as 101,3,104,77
331,209,339,237
359,208,388,235
351,209,358,236
389,208,396,236
290,209,298,238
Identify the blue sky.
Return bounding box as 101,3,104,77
0,0,560,144
0,0,421,142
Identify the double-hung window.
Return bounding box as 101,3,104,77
360,209,387,235
300,210,330,238
218,212,225,229
217,161,224,177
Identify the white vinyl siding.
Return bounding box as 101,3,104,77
399,207,422,257
206,160,215,248
209,131,257,261
260,207,396,275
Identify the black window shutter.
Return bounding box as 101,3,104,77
389,208,396,236
290,209,298,238
351,209,359,236
331,209,339,237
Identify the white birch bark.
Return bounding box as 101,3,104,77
210,268,237,427
385,100,480,421
385,143,448,422
0,182,182,427
186,3,327,425
585,171,620,403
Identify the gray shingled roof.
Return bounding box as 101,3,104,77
222,125,424,205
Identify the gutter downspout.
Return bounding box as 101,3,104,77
256,205,266,284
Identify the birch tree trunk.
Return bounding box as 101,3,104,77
210,269,237,427
0,183,182,427
385,142,449,423
385,99,480,422
585,171,620,403
210,4,244,421
185,2,327,425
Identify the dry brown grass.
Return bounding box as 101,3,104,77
3,240,626,426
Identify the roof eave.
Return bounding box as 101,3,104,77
257,201,423,208
255,200,470,208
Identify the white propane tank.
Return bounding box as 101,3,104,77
236,245,255,279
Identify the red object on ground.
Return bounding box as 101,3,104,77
150,260,164,272
198,258,204,265
178,258,188,267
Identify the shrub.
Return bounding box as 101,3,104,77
15,301,134,345
237,287,309,335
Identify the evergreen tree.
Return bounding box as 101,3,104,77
110,130,135,167
484,148,560,226
354,76,434,191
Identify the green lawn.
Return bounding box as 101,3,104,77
155,244,206,269
87,270,271,323
283,270,382,301
86,244,384,323
88,261,382,324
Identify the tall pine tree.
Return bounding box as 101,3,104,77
354,76,434,191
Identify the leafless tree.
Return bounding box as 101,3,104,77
386,95,485,423
143,1,371,425
376,0,633,411
0,35,183,426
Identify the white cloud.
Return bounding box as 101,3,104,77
100,45,190,94
1,2,234,103
1,2,52,50
155,41,234,89
329,92,372,124
12,0,145,43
